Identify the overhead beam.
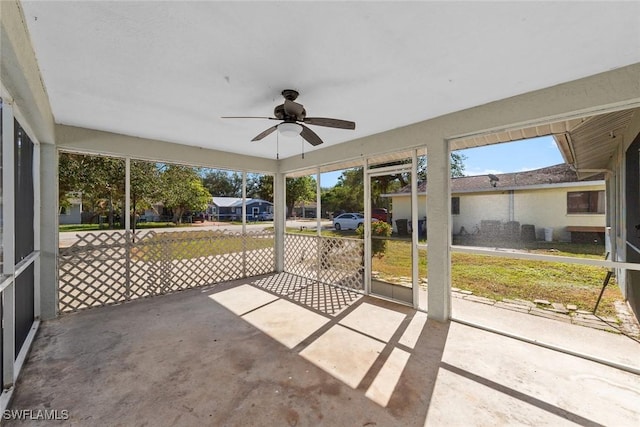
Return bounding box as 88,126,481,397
56,124,278,173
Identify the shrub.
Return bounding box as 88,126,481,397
356,221,393,257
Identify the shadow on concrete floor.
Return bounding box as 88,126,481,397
6,273,639,426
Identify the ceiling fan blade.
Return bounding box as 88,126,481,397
300,124,323,146
221,116,278,120
251,125,278,141
284,99,305,119
304,117,356,130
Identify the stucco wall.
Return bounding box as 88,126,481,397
514,185,605,241
390,197,412,233
453,193,510,235
390,183,605,240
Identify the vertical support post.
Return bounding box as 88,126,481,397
426,139,451,321
316,168,322,283
242,171,247,277
411,149,419,308
618,148,627,292
125,157,130,232
274,172,286,272
363,158,371,294
124,157,131,299
38,144,57,320
316,168,321,237
2,101,15,388
242,172,247,234
33,141,41,319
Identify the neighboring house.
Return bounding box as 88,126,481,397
141,202,165,222
385,164,605,242
209,197,273,221
292,201,317,218
59,193,82,225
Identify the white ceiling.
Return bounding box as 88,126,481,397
20,1,640,160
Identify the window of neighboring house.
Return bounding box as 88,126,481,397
252,207,259,218
451,197,460,215
60,206,69,215
567,191,605,214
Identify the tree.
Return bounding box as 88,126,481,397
450,152,467,178
417,153,467,180
322,168,364,214
248,174,272,201
58,152,86,211
160,165,211,222
286,176,316,217
130,160,162,229
58,153,126,228
202,170,242,197
59,153,165,228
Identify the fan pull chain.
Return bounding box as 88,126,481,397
276,131,280,160
301,135,305,159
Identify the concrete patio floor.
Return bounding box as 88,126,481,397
7,273,640,426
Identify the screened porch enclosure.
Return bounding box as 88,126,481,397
3,0,640,420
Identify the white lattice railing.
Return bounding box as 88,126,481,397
59,229,275,313
284,233,364,292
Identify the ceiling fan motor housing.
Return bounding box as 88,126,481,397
281,89,299,101
274,103,306,121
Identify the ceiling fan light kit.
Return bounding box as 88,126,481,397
278,122,302,137
222,89,356,147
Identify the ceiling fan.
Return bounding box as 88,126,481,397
222,89,355,146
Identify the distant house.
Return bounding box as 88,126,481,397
58,193,82,225
140,202,165,222
209,197,273,221
292,201,317,218
385,164,605,242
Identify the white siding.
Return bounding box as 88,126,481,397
58,202,82,225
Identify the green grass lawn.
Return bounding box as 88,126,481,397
450,253,619,317
371,240,620,318
297,229,618,316
66,222,622,318
131,230,274,261
59,222,191,232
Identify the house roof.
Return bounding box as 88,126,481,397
211,197,272,208
388,164,604,196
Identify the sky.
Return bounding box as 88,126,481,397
320,135,564,188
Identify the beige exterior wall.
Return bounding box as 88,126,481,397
390,197,413,232
454,193,510,235
514,185,605,241
390,183,605,240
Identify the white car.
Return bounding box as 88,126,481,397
333,213,378,231
257,212,273,221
